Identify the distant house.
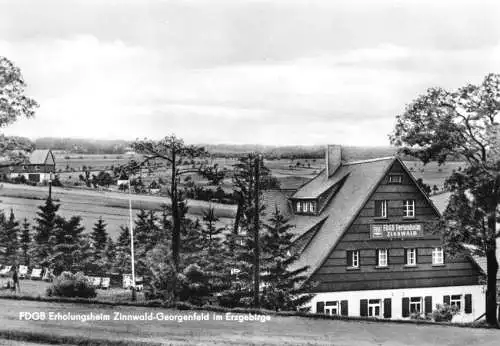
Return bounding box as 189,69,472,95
0,149,56,183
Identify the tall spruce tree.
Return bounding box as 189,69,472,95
199,206,227,294
32,197,60,267
0,210,7,263
105,236,116,271
261,207,313,311
20,218,31,266
221,154,269,307
114,225,132,274
49,216,85,275
3,209,20,264
134,209,152,276
90,217,109,272
91,217,108,255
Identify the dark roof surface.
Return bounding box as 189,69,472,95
290,157,396,278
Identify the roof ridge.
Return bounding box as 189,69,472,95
343,156,395,166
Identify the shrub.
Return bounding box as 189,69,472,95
46,271,96,298
410,312,426,320
178,264,210,306
431,304,459,322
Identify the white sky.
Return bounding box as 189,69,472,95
1,0,500,146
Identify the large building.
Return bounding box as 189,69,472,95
0,149,56,183
270,145,489,322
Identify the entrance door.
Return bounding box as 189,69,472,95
368,299,382,317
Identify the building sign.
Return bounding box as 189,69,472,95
370,223,424,239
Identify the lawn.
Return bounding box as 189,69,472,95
0,277,146,303
0,299,498,345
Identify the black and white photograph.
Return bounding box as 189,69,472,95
0,0,499,345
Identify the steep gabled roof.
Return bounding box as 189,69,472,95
290,156,396,278
262,189,293,220
28,150,53,165
291,169,350,199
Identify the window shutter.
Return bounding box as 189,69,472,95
402,297,410,317
383,298,392,318
341,300,348,316
465,294,472,314
415,248,418,264
443,295,451,305
424,296,432,314
386,249,390,265
346,251,352,267
316,301,325,314
376,249,380,266
360,299,368,317
375,201,381,217
404,249,408,265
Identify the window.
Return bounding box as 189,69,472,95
374,200,388,218
410,297,422,314
296,201,316,214
296,201,302,213
368,299,382,317
388,174,402,184
403,199,415,218
377,249,388,267
347,250,359,268
405,248,417,266
450,295,462,310
325,301,339,315
432,247,444,265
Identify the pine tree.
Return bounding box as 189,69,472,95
49,216,85,275
198,206,227,294
0,210,7,262
160,203,172,243
260,207,313,311
146,210,162,252
3,209,20,264
134,209,151,276
32,197,60,267
224,154,268,307
20,218,31,266
105,236,116,270
75,233,94,274
114,225,132,274
91,217,108,255
89,217,109,273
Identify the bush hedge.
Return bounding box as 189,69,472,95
46,272,97,299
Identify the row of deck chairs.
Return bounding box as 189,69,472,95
0,266,111,288
87,276,110,289
122,274,144,291
0,266,48,280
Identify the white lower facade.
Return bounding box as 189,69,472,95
8,172,50,183
307,285,485,323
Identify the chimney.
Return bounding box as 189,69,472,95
325,145,342,178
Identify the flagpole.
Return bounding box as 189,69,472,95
128,178,136,301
